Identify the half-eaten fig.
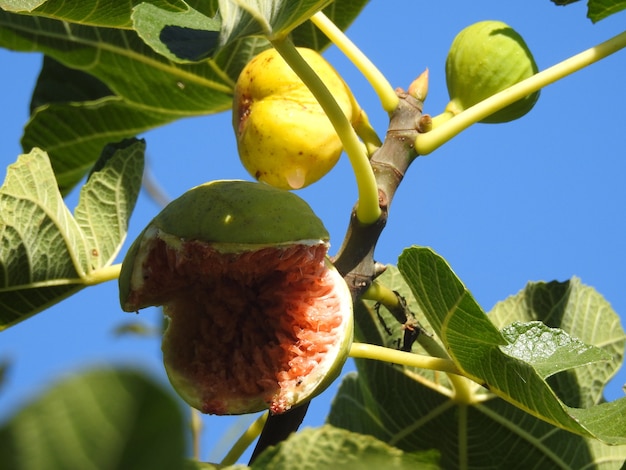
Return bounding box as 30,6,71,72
119,180,353,415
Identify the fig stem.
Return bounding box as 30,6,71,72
351,343,475,404
415,29,626,156
83,264,121,285
429,110,454,129
190,408,202,460
221,412,268,466
349,343,460,375
271,37,382,225
311,11,399,113
361,281,450,359
361,279,401,305
352,108,383,156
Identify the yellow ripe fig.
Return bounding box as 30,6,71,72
445,20,539,123
232,47,358,190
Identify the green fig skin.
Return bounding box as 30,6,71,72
118,180,353,415
445,20,539,123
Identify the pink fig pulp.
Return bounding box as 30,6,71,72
119,180,353,415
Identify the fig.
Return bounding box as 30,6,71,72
445,20,539,123
232,47,358,190
119,180,353,415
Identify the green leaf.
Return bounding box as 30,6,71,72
0,367,186,469
0,8,233,191
0,0,203,29
133,9,267,74
133,0,370,64
0,149,90,326
499,321,609,379
0,11,233,113
75,138,145,268
22,97,165,194
587,0,626,21
331,366,626,468
549,0,626,21
136,0,332,64
0,0,44,12
0,141,144,328
29,56,113,113
396,247,626,443
329,262,626,467
217,0,332,46
252,424,439,469
132,3,221,62
489,278,626,407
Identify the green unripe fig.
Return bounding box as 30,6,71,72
119,180,353,415
233,47,359,190
445,20,539,123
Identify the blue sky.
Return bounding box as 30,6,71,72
1,0,625,463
